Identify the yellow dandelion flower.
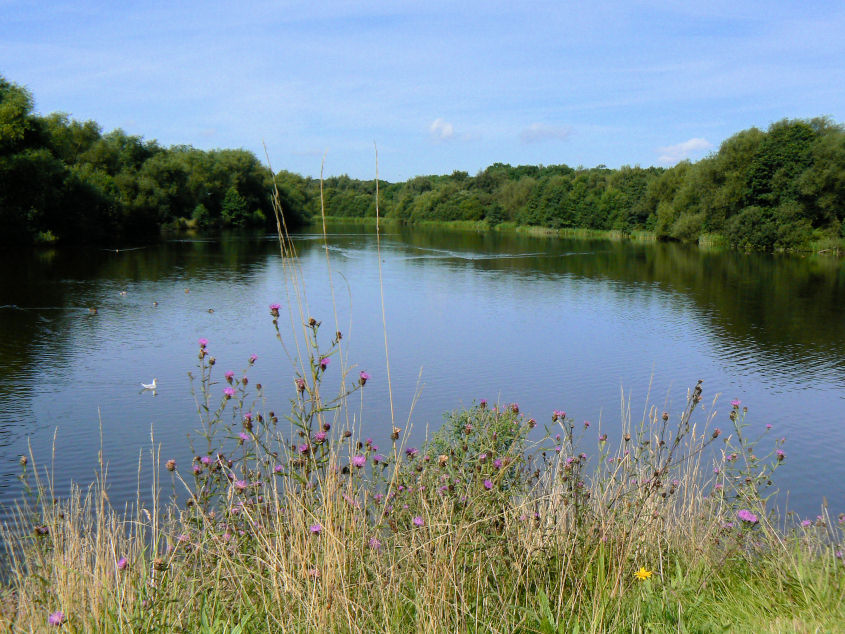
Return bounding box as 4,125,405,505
634,567,653,581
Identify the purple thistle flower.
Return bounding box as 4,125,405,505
554,446,562,453
483,479,493,490
298,444,310,455
510,403,519,413
243,412,252,421
373,454,388,465
776,449,785,461
309,523,322,535
479,452,488,462
234,480,247,492
368,537,382,550
223,386,235,398
412,516,424,527
766,424,773,430
238,432,250,442
313,431,327,444
731,399,741,408
192,464,201,474
598,433,607,442
48,611,66,627
553,409,566,421
269,303,280,317
201,455,211,465
225,370,235,383
479,399,487,408
493,458,503,469
249,353,257,364
801,519,812,527
359,370,370,385
405,447,418,458
273,465,283,474
117,557,128,571
583,421,590,428
198,338,208,348
351,455,366,468
319,357,330,370
737,509,759,524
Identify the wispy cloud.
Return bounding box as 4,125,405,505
519,123,572,144
429,117,455,141
656,138,712,164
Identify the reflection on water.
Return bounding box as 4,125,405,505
0,225,843,521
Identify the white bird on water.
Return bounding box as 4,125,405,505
141,378,157,390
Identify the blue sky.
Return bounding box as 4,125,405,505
3,1,843,181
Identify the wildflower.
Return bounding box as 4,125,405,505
352,455,366,468
234,480,247,492
731,399,741,408
479,399,487,409
269,303,280,318
438,454,449,467
368,537,382,550
117,557,128,571
391,426,402,440
483,479,493,490
225,370,235,383
598,433,607,442
553,409,566,421
555,446,562,453
319,357,330,370
165,459,176,472
766,424,772,430
273,465,283,474
405,447,418,458
295,378,306,392
198,338,208,348
201,455,212,465
359,370,370,386
801,519,812,527
493,458,503,469
583,421,590,429
634,567,653,581
298,444,310,455
712,428,721,438
313,431,327,444
309,523,322,535
412,516,424,527
48,611,66,626
776,449,785,461
238,432,250,442
737,509,758,524
373,454,388,465
223,386,235,398
249,353,257,364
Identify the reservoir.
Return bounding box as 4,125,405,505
1,224,843,522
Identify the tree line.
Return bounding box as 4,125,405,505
0,75,307,245
305,119,844,251
3,74,844,250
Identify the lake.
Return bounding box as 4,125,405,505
1,224,843,522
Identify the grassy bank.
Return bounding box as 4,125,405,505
318,215,659,243
1,208,843,633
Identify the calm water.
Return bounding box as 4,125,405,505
1,226,844,521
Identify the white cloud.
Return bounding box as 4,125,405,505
519,123,572,144
657,138,713,164
429,117,455,141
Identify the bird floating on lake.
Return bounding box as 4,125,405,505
141,378,158,390
207,308,214,313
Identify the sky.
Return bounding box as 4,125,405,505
2,0,844,182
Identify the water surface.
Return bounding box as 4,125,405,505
1,226,843,521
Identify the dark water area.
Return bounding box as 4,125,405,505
1,225,843,523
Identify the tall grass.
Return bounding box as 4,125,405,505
1,186,844,632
